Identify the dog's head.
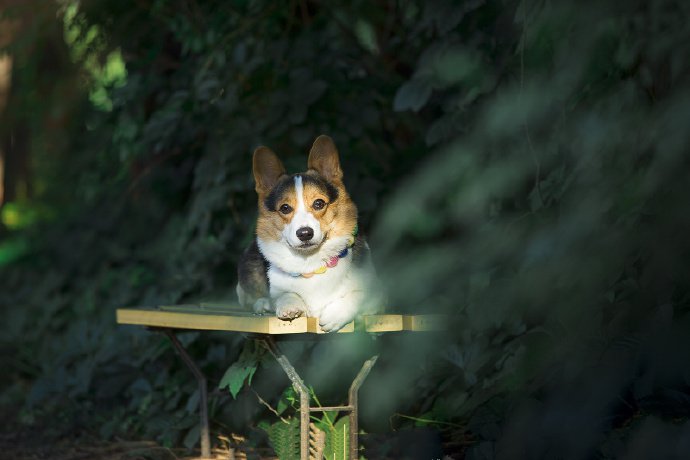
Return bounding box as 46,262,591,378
252,135,357,254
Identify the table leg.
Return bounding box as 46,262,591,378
164,330,212,459
348,355,378,460
263,337,311,460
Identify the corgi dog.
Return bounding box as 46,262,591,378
236,135,382,332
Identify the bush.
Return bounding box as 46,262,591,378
1,0,689,457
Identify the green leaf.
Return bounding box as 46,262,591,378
262,417,300,460
354,20,379,54
183,424,200,450
323,415,350,460
218,342,261,398
393,79,432,112
185,388,200,414
277,386,297,415
429,48,483,87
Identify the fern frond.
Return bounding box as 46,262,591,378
264,416,300,460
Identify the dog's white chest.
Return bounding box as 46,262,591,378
267,254,361,316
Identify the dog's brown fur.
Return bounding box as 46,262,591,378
253,135,357,244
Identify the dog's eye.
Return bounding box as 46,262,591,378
312,199,326,210
279,204,293,214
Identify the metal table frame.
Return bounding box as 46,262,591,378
118,307,443,459
162,328,378,460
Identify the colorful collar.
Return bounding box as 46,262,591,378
289,225,358,278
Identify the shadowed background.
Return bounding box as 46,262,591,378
1,0,689,458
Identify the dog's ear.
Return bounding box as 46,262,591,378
253,146,286,194
308,135,343,183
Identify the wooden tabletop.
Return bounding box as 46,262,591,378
116,303,444,334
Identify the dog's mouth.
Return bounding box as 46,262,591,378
288,233,328,252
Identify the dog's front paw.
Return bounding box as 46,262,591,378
276,304,305,320
318,303,356,333
253,297,272,314
275,293,307,321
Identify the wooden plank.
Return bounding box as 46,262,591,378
117,306,446,334
197,304,356,332
116,307,308,334
162,304,355,333
268,316,318,334
402,314,446,331
361,314,404,332
116,306,356,334
161,304,250,315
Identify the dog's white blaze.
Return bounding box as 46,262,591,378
294,175,306,213
282,175,322,248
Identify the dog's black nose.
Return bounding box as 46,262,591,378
296,227,314,242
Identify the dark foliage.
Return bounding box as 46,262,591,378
1,0,689,458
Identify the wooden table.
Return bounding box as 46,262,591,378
117,304,444,459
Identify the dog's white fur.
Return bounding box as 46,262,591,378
238,136,383,332
248,175,380,332
256,238,379,332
